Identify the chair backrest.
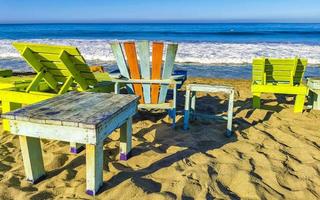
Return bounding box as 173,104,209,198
252,58,307,86
111,41,178,104
13,42,98,94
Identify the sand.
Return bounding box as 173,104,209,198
0,77,319,200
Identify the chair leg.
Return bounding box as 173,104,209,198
310,91,320,110
294,94,306,113
2,101,21,131
167,109,176,128
226,90,234,137
252,93,261,109
171,109,176,128
307,91,314,107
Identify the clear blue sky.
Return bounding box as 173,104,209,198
1,0,320,23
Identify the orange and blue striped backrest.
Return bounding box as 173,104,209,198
111,41,178,104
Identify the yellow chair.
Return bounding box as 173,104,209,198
0,42,113,152
251,58,309,113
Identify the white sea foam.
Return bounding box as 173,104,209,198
1,39,320,65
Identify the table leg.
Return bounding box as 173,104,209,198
183,88,191,130
19,136,45,183
70,142,85,154
119,117,132,161
2,101,21,131
191,91,197,120
226,90,234,137
86,142,103,196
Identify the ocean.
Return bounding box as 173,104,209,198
0,23,319,78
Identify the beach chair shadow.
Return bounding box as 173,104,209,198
230,96,284,134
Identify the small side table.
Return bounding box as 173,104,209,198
1,92,139,196
307,77,320,110
183,84,234,137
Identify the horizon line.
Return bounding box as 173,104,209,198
1,21,320,25
1,18,320,24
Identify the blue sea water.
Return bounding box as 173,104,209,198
1,23,320,43
0,23,319,78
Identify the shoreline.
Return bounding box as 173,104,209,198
2,62,319,80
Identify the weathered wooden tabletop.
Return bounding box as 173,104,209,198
1,91,139,129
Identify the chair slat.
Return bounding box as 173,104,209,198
159,44,178,103
151,42,164,104
253,58,296,65
41,61,91,72
21,47,58,91
34,53,86,64
13,42,81,56
124,42,144,103
111,42,133,92
13,42,98,93
48,69,96,80
137,41,151,104
252,58,307,86
59,51,89,90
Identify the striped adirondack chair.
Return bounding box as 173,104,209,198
111,41,182,127
0,42,113,153
251,57,309,112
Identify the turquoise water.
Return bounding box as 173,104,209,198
1,23,320,43
0,23,319,78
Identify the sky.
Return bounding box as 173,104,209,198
0,0,320,23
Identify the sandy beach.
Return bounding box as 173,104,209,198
0,77,319,200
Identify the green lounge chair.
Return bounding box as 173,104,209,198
110,41,184,127
0,42,113,152
251,57,309,113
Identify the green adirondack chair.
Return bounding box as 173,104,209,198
110,41,185,128
0,42,113,153
251,57,309,113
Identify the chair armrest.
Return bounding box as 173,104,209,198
170,75,185,80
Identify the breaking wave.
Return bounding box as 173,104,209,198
1,39,320,65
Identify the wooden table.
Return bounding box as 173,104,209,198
183,84,234,137
1,91,139,195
